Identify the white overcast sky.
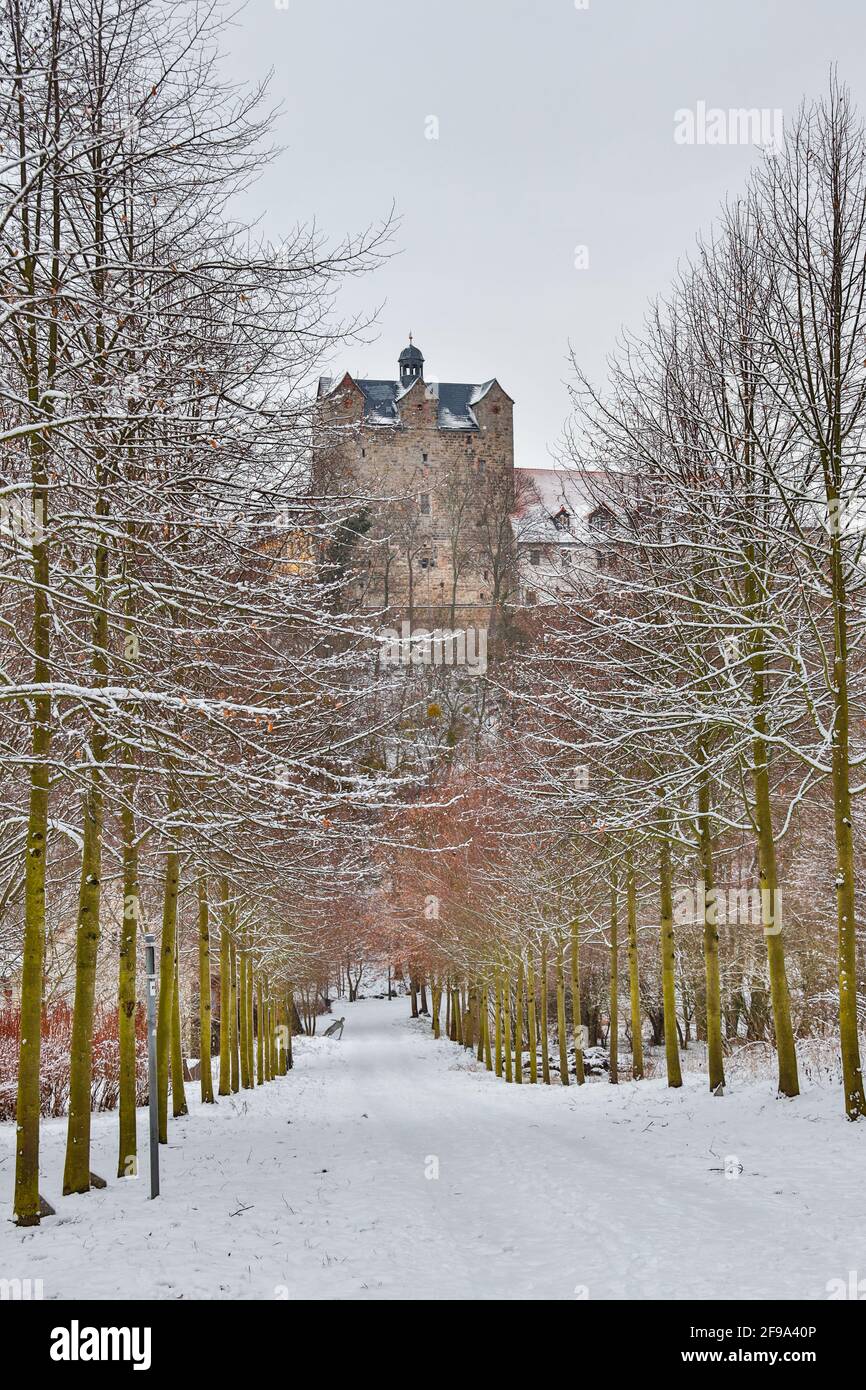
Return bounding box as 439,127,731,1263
226,0,866,464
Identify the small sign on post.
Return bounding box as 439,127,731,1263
144,931,160,1199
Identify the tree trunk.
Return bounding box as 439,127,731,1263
526,955,537,1083
482,986,492,1070
238,946,250,1089
257,973,265,1084
265,978,275,1080
658,824,683,1088
697,769,724,1095
514,960,524,1084
626,850,643,1081
286,984,295,1069
609,873,619,1085
570,918,585,1085
556,937,569,1085
156,831,180,1141
229,936,240,1093
171,953,187,1118
828,524,866,1117
540,939,551,1084
63,770,106,1194
751,706,799,1097
247,950,256,1084
117,799,140,1175
197,878,214,1103
14,650,51,1223
218,880,231,1096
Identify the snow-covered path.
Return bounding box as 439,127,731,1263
2,996,865,1300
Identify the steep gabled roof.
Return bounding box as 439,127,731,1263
357,378,402,424
513,466,608,517
317,374,508,430
512,467,616,544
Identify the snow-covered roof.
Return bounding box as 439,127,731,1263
516,505,586,545
317,375,504,431
515,467,609,516
512,468,614,545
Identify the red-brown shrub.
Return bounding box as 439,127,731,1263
0,1003,148,1120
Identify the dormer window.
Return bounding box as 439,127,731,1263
553,507,571,533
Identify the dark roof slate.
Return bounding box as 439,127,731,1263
318,375,499,430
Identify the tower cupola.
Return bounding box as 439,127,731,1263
398,334,424,386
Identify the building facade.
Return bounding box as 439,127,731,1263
512,467,615,605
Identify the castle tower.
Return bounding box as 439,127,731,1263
315,336,515,621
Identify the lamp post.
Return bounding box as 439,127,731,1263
144,931,160,1198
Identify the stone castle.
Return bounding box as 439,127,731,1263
314,338,517,623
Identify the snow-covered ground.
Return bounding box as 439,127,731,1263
1,996,864,1300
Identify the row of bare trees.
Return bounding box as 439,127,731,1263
0,0,403,1224
373,79,866,1123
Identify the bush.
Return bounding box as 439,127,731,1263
0,1003,149,1120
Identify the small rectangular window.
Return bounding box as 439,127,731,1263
529,549,541,566
420,493,430,515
